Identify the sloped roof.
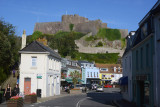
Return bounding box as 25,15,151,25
95,63,122,73
19,41,61,59
77,60,94,67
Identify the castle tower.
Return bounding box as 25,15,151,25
21,30,26,49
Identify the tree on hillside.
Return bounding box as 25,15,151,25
70,71,81,88
30,31,43,42
50,32,78,58
0,19,21,84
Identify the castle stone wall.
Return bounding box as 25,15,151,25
119,29,128,38
34,14,107,35
62,14,89,24
34,22,62,34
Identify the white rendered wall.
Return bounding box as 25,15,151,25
122,51,133,102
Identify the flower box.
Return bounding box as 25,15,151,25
24,93,37,104
7,96,23,107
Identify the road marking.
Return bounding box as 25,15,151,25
76,97,91,107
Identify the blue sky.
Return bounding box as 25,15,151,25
0,0,158,36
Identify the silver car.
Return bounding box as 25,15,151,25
96,86,104,92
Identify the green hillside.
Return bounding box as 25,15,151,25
28,31,120,64
74,53,119,64
96,28,121,41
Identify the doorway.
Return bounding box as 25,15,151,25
24,78,31,95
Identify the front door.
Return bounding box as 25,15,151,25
24,78,31,95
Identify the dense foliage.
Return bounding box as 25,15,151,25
27,31,85,58
69,24,74,32
121,38,126,49
74,53,119,64
85,36,98,41
97,28,121,41
0,19,21,84
30,31,43,42
96,41,103,47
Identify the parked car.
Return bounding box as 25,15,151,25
104,84,112,88
92,84,98,90
96,86,104,92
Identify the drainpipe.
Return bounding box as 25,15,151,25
153,15,158,107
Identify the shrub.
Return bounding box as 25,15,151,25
97,28,121,41
69,24,74,31
85,36,98,41
96,41,103,47
121,38,126,49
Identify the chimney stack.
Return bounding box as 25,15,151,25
21,30,26,49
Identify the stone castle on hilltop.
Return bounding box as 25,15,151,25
34,14,128,37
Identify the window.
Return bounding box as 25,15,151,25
100,68,108,71
141,48,143,69
102,75,105,79
146,44,149,66
32,57,37,67
97,72,98,77
91,72,92,77
88,72,89,77
118,67,120,72
136,50,138,70
114,67,117,72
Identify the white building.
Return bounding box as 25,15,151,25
78,61,100,84
19,33,61,97
122,31,135,102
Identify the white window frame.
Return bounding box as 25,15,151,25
32,57,37,67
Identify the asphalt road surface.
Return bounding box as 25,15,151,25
27,88,122,107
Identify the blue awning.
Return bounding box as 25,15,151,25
65,78,83,83
119,76,128,85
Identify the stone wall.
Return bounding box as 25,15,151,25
62,14,89,24
75,33,125,56
119,29,128,38
34,22,62,34
34,14,107,35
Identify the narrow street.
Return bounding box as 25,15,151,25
25,88,121,107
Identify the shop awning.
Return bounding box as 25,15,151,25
119,76,128,85
65,78,83,83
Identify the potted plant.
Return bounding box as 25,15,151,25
69,71,82,94
7,96,23,107
24,92,37,104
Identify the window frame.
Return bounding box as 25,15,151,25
31,57,37,67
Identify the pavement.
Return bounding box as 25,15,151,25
113,99,137,107
0,90,86,107
0,88,137,107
